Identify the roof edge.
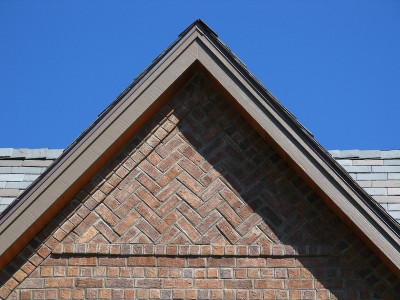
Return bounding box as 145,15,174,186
330,150,400,159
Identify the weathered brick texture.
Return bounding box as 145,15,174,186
1,73,399,299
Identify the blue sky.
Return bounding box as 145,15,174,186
1,1,399,150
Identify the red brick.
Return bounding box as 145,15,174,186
237,290,248,299
208,257,235,267
135,278,162,288
13,270,28,282
219,188,243,210
177,202,202,225
46,290,58,299
225,279,252,289
59,289,71,299
96,203,119,226
128,256,156,266
157,165,182,187
99,257,126,266
68,267,79,276
21,261,35,274
236,213,261,235
157,136,183,158
177,187,202,208
115,210,140,235
42,257,67,266
195,279,223,289
177,217,200,241
179,157,203,178
137,172,161,193
159,257,186,267
37,245,51,258
20,290,31,299
267,258,296,267
95,220,119,242
200,179,224,201
136,186,160,208
155,211,179,233
197,210,221,234
217,219,240,244
45,278,74,288
139,160,161,179
188,258,206,267
164,278,193,288
158,151,181,171
157,195,180,217
237,258,266,267
76,278,103,288
157,180,180,201
106,278,134,288
5,278,18,290
198,194,223,217
107,267,119,277
135,220,160,241
287,279,313,289
69,257,96,266
76,226,98,243
0,287,11,299
178,171,202,194
255,279,284,289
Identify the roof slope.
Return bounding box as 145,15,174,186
332,150,400,222
0,19,399,278
0,149,62,213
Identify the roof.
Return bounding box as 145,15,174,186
0,19,399,277
331,150,400,222
0,149,62,214
1,148,399,222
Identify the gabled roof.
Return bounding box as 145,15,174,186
0,19,399,277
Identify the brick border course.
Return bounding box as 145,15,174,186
53,243,336,257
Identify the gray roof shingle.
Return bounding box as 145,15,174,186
330,150,400,222
0,149,62,214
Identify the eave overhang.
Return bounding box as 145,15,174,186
0,20,399,277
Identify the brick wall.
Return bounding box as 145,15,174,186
1,73,399,299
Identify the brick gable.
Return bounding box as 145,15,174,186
1,73,399,299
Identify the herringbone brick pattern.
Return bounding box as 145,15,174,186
60,76,300,248
1,73,400,299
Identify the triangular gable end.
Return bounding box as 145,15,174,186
0,20,399,298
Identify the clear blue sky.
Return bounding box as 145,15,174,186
1,1,399,150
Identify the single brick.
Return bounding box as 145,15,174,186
195,279,223,289
69,257,96,266
128,256,156,267
237,258,265,267
106,278,134,288
45,278,74,288
135,278,162,288
254,279,284,289
159,257,186,267
75,278,103,288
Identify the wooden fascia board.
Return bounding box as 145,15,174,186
192,33,400,275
